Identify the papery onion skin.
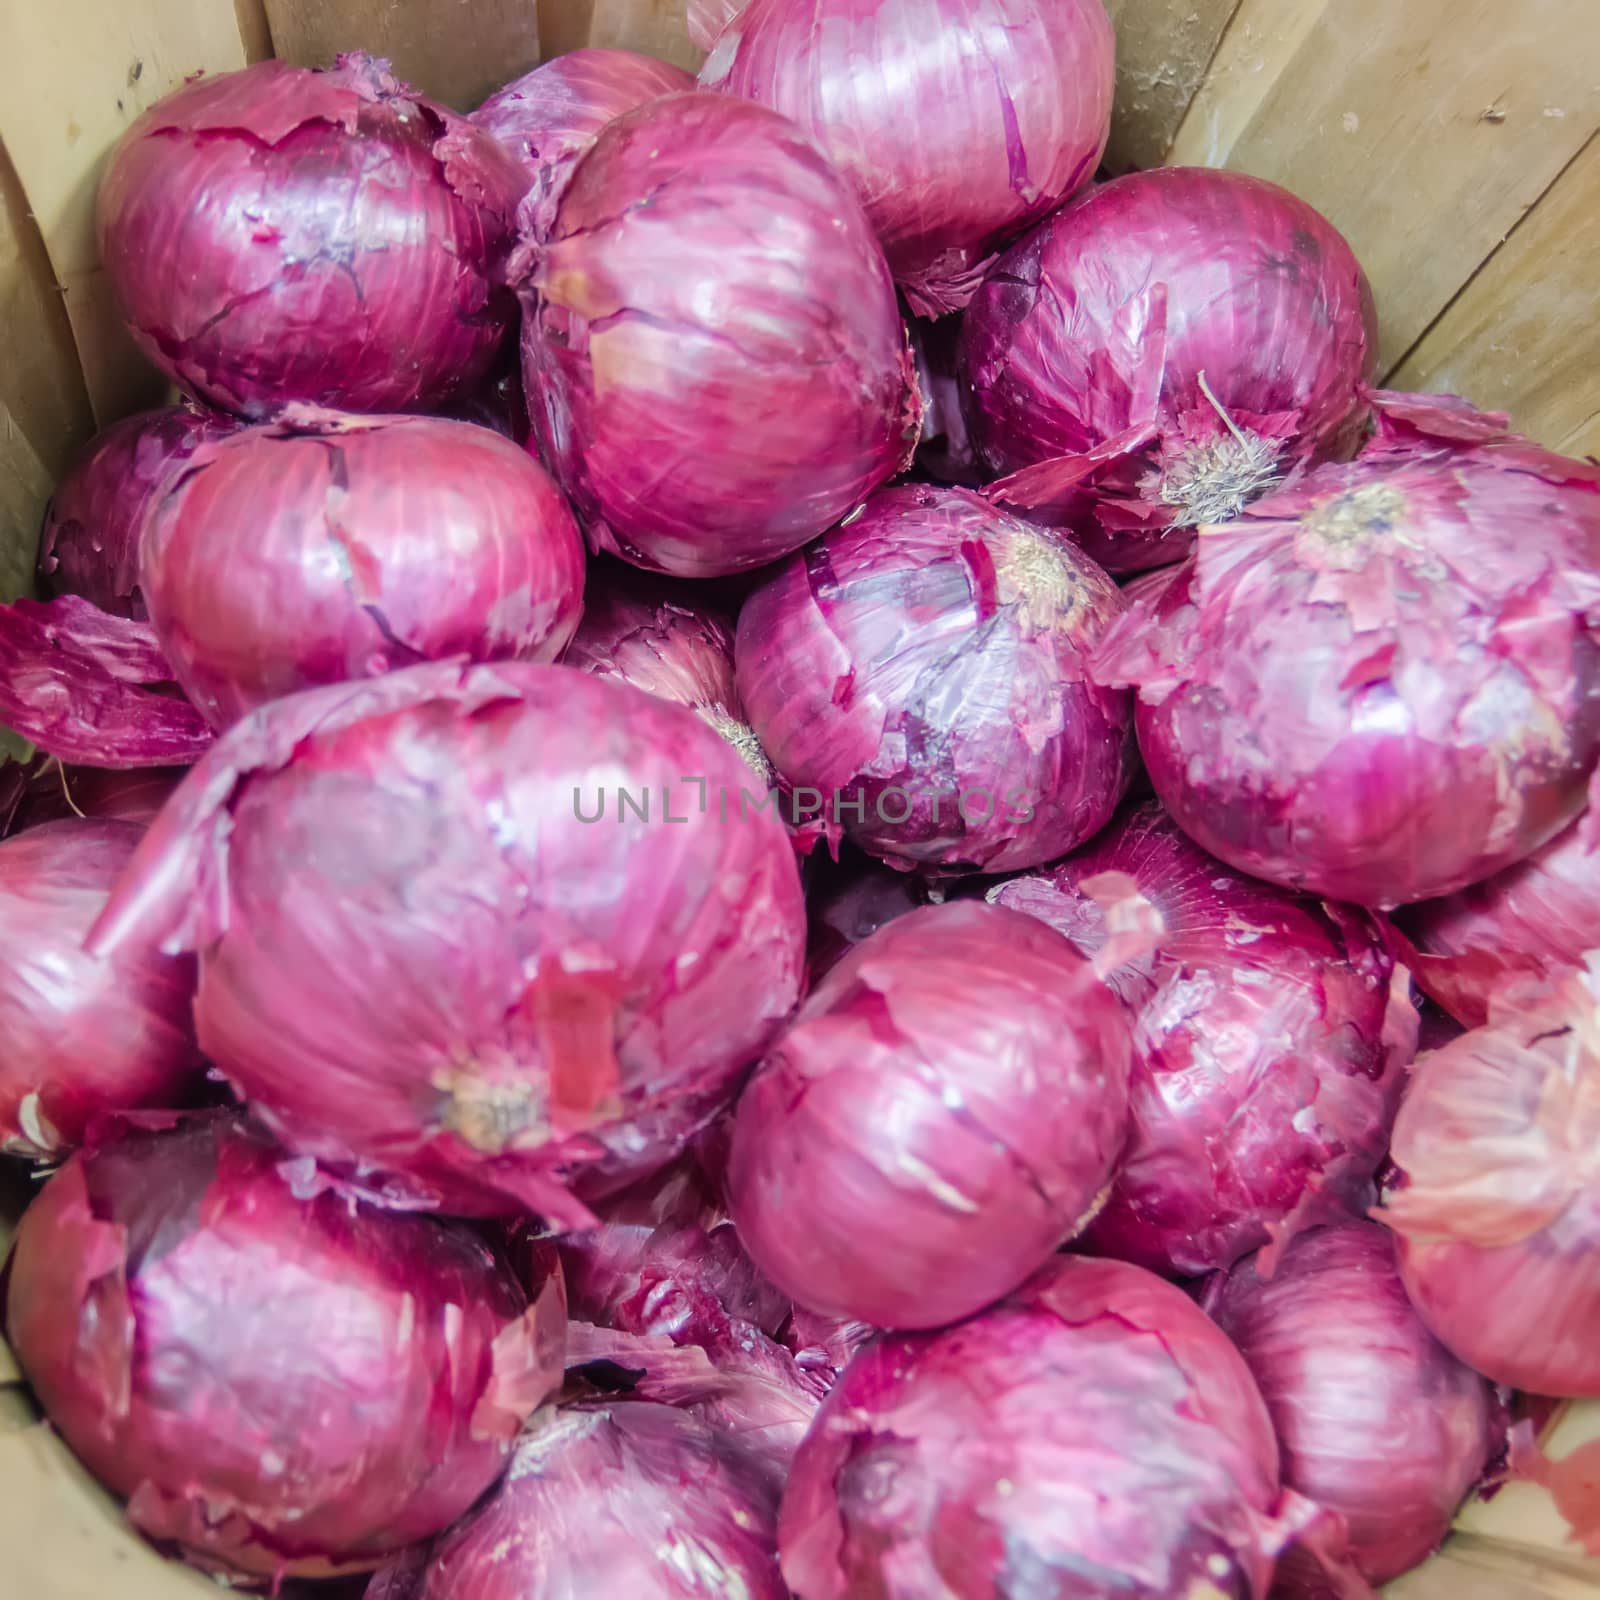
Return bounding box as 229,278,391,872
962,167,1377,575
781,1254,1296,1599
698,0,1114,317
1205,1222,1497,1589
141,409,585,729
0,819,200,1158
728,900,1132,1329
521,91,920,579
736,483,1136,873
98,55,527,418
992,800,1407,1277
3,1111,564,1580
88,662,807,1225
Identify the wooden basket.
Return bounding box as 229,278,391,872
0,1,1596,1593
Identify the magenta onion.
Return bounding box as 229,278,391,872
37,406,235,618
963,167,1377,575
3,1110,565,1580
781,1254,1311,1599
1204,1222,1497,1590
89,662,806,1224
736,484,1135,872
1094,437,1600,906
1381,960,1600,1396
0,819,200,1158
140,409,585,728
991,800,1410,1276
521,91,920,578
804,848,926,983
728,901,1131,1328
99,55,527,417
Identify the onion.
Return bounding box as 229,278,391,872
962,167,1377,575
736,484,1136,873
698,0,1113,317
520,91,920,578
99,55,527,418
140,409,586,729
804,847,926,983
88,662,807,1224
990,800,1411,1276
37,406,235,618
1380,958,1600,1396
727,900,1131,1328
780,1254,1313,1599
3,1110,565,1580
0,819,200,1158
1204,1222,1497,1590
1093,428,1600,906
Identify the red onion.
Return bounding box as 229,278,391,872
727,901,1131,1328
0,819,200,1158
99,55,526,418
781,1255,1315,1599
804,847,926,983
140,409,585,729
520,91,920,578
3,1111,565,1580
990,800,1411,1276
1204,1222,1497,1590
37,406,235,618
1381,959,1600,1396
698,0,1113,317
736,484,1135,872
963,167,1377,574
89,662,806,1225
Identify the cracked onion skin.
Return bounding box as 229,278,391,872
727,900,1132,1329
140,409,586,729
3,1110,565,1583
98,55,527,418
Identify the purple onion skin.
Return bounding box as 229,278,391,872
728,901,1132,1329
781,1255,1294,1600
4,1111,564,1582
992,801,1405,1277
98,56,527,418
89,662,807,1226
1205,1222,1496,1591
738,484,1137,873
37,407,236,618
140,411,586,729
522,91,920,579
962,167,1377,575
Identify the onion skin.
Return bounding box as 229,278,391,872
98,55,527,418
521,91,920,578
697,0,1114,317
728,901,1132,1329
962,167,1377,575
88,662,807,1225
141,409,586,729
0,819,200,1158
737,484,1136,873
1205,1222,1497,1590
780,1255,1302,1599
3,1111,565,1581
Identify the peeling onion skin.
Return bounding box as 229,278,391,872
140,410,586,729
3,1111,565,1582
962,167,1377,575
520,91,922,579
697,0,1114,318
1205,1222,1497,1590
993,801,1408,1277
781,1255,1299,1600
728,901,1132,1329
98,55,527,418
736,484,1137,874
88,662,807,1225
